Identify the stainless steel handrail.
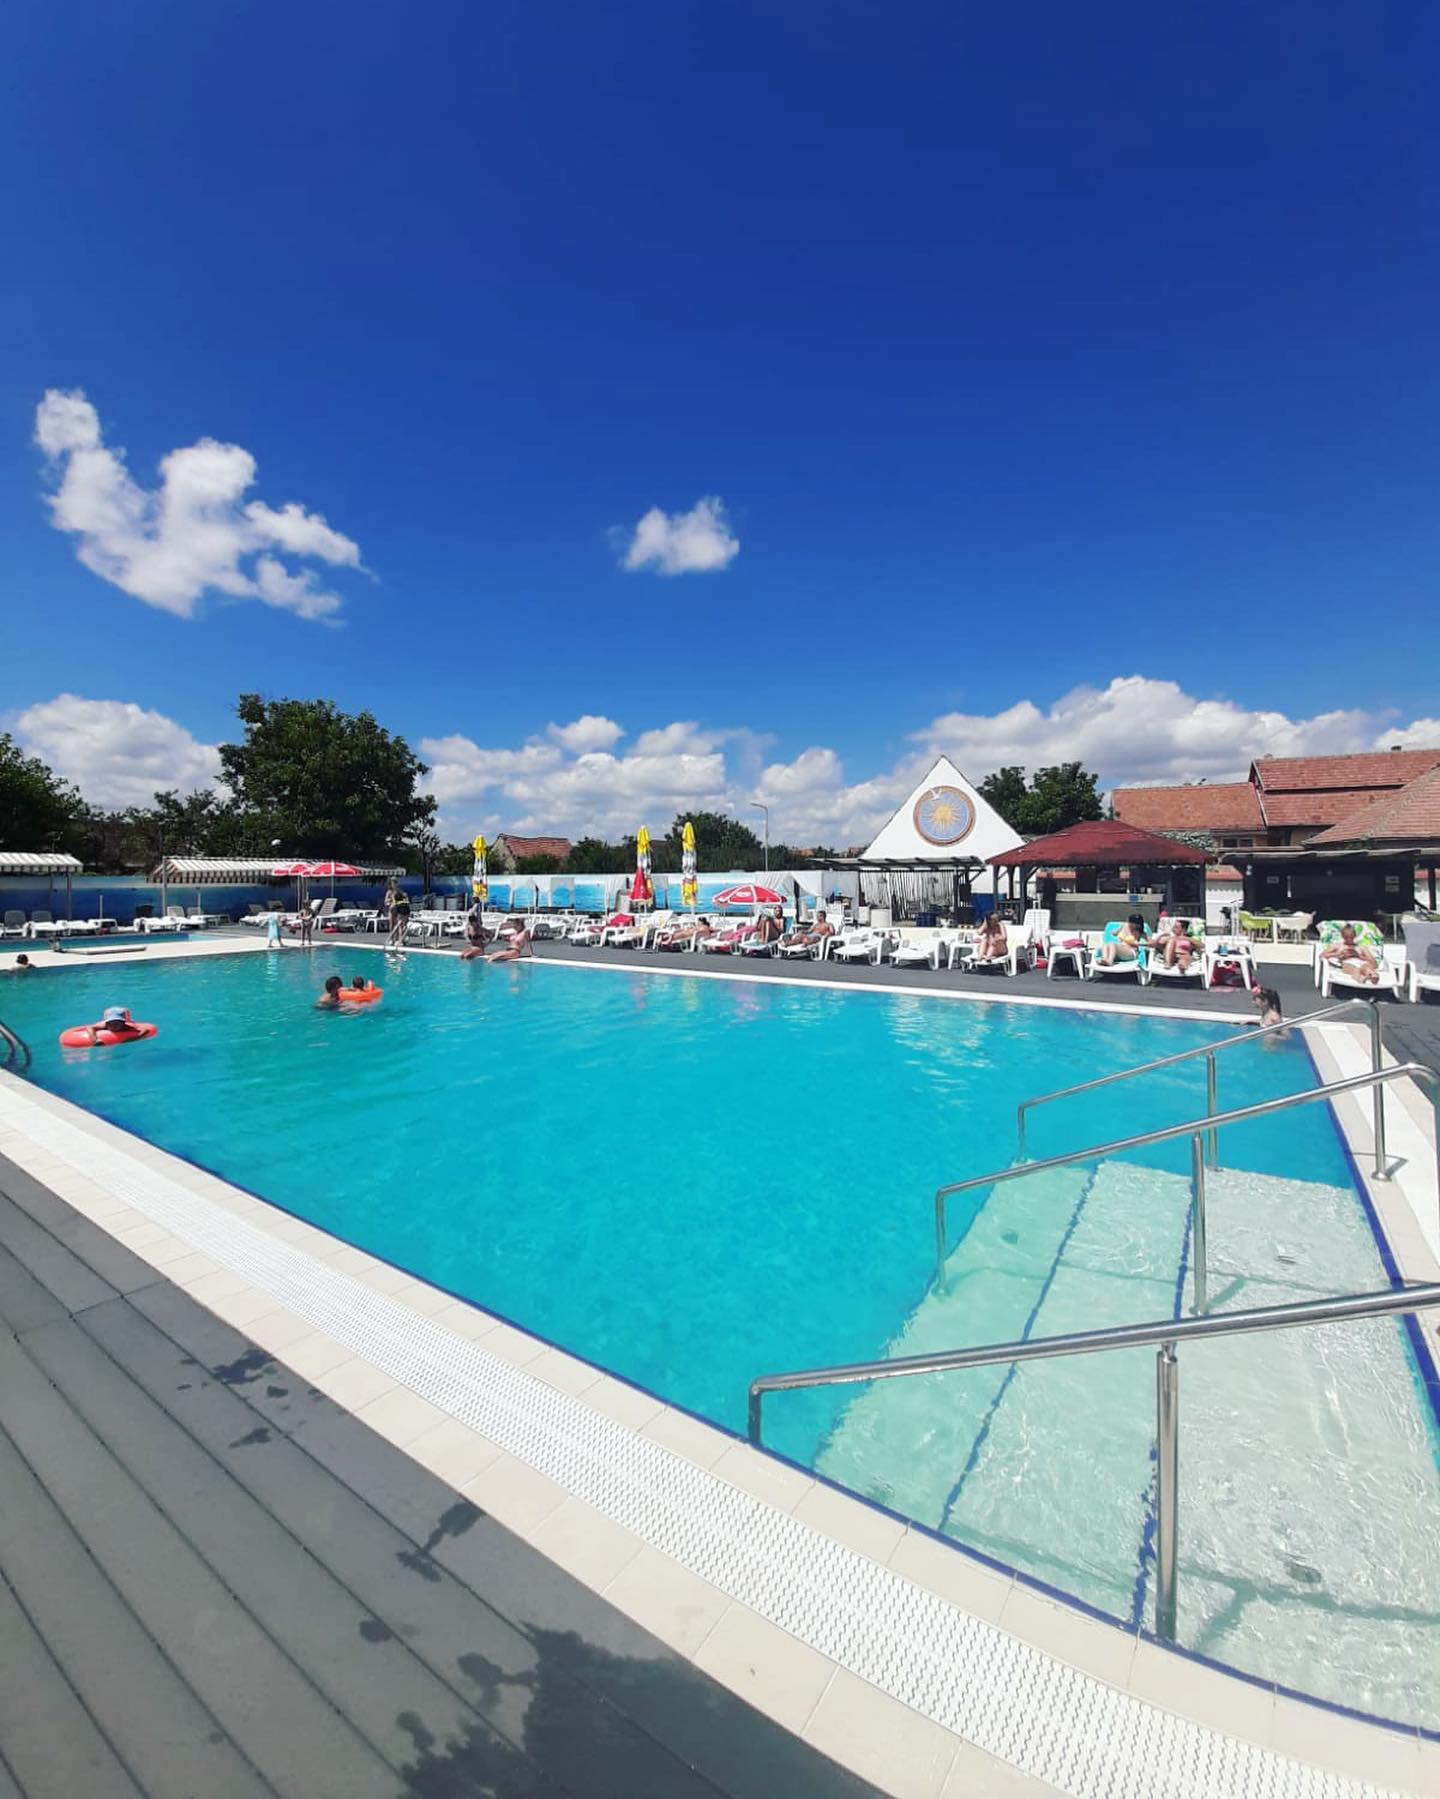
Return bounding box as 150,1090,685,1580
0,1018,30,1071
747,1279,1440,1640
1016,996,1388,1174
937,1063,1440,1299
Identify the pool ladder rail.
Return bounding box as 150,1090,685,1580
749,1055,1440,1644
0,1016,30,1070
1017,994,1393,1174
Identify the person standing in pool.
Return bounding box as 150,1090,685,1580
316,974,345,1008
386,882,411,947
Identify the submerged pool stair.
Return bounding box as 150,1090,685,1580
751,1048,1440,1728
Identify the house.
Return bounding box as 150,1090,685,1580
1113,747,1440,923
1248,749,1440,844
492,834,573,870
1111,782,1266,854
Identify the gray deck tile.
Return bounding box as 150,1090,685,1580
0,1328,399,1799
74,1297,728,1799
21,1311,552,1792
0,1153,874,1798
0,1241,68,1336
0,1566,145,1799
0,1424,273,1799
0,1159,167,1295
0,1189,119,1314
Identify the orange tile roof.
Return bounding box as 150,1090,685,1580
1307,766,1440,848
495,834,573,859
1251,749,1440,794
1112,783,1264,832
1260,792,1392,828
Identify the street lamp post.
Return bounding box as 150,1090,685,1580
748,800,770,876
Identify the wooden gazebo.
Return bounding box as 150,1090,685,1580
988,818,1209,916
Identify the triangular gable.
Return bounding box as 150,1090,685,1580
863,755,1024,866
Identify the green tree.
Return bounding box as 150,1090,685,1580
978,766,1030,831
565,837,623,873
0,733,83,851
512,853,562,874
663,810,765,872
1019,762,1104,835
218,695,435,858
979,761,1103,835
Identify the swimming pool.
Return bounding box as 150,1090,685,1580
4,948,1437,1727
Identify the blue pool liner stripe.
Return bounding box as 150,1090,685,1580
937,1163,1100,1537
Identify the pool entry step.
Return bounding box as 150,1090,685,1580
818,1160,1440,1731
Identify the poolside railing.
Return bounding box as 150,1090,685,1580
747,1279,1440,1642
1016,995,1390,1175
937,1063,1439,1304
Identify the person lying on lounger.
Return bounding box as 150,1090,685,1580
1321,924,1378,983
1159,917,1198,972
657,918,713,949
1099,913,1148,967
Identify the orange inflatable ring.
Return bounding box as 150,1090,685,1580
60,1021,158,1047
336,985,382,1005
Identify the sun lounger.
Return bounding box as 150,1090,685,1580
1147,918,1206,985
1086,922,1149,983
890,929,951,969
824,928,884,964
1315,920,1405,998
1404,922,1440,1003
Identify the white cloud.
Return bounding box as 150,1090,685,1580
13,695,221,809
546,715,624,753
1374,718,1440,752
913,677,1385,790
33,389,362,622
419,677,1440,850
617,496,739,576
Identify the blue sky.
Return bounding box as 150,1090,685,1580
4,1,1438,843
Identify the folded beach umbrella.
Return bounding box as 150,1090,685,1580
630,825,654,909
680,819,698,911
471,834,488,903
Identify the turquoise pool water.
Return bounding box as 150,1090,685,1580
4,948,1437,1724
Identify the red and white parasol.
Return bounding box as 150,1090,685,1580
711,883,783,911
307,861,358,878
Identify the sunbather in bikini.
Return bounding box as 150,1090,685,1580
1099,913,1148,967
1321,924,1378,983
971,914,1008,963
1160,918,1197,971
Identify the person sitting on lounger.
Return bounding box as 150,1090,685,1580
488,924,532,963
755,908,784,944
971,913,1008,963
1160,917,1198,972
1100,913,1148,967
1321,923,1378,983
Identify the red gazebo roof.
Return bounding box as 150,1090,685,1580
988,818,1209,869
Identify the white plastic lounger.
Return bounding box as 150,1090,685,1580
1146,918,1206,986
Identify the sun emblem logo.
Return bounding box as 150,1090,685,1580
913,785,976,846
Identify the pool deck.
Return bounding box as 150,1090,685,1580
0,1146,881,1799
2,931,1438,1797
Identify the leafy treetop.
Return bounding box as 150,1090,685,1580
218,694,435,859
979,762,1104,836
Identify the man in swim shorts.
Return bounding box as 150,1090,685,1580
316,975,345,1008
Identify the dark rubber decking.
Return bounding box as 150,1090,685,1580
0,1151,881,1799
